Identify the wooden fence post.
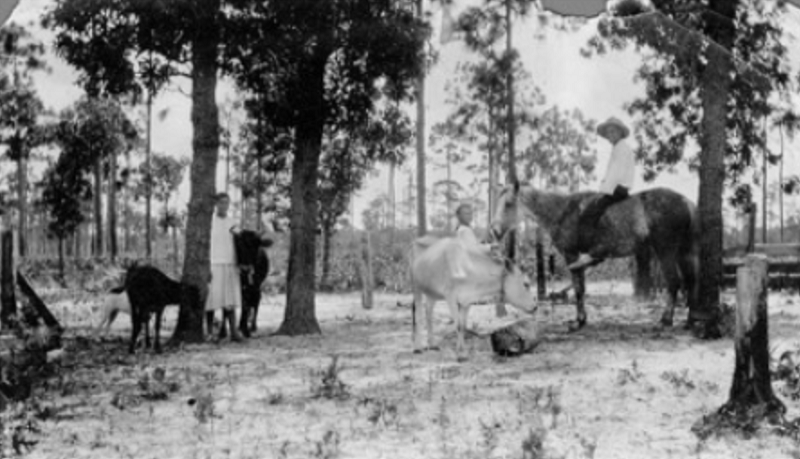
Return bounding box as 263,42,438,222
360,231,374,310
724,254,784,416
693,253,786,438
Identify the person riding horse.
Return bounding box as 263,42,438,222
568,116,636,270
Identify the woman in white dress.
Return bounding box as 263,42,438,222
206,192,244,341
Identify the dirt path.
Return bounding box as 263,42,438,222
19,283,800,458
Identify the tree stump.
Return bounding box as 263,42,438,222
1,230,16,329
490,318,542,357
725,254,784,416
692,254,786,439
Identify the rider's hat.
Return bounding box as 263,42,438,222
597,117,630,140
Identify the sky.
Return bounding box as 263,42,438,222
6,0,800,231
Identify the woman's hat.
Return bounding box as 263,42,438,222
597,117,630,140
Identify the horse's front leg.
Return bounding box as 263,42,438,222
569,266,587,331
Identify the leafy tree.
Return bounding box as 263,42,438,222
587,0,794,330
39,109,98,279
445,1,543,226
317,104,414,288
362,194,392,231
0,23,50,257
48,0,228,343
522,106,598,191
225,0,427,335
429,125,470,231
148,153,188,226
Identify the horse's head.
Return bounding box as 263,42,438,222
490,182,521,242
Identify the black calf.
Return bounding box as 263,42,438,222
126,265,183,354
236,230,272,337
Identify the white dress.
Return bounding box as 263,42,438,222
205,214,242,311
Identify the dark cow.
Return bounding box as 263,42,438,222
206,229,273,339
126,265,190,354
235,230,272,337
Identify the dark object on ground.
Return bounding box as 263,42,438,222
490,319,542,357
126,265,183,354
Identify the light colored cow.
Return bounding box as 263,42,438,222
95,288,130,337
411,236,538,360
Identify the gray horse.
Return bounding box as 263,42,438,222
492,183,698,330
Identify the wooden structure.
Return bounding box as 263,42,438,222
0,229,63,408
694,254,786,435
722,243,800,290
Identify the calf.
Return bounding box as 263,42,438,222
205,229,273,339
236,230,272,337
126,265,184,354
411,236,538,360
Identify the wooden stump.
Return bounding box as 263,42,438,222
692,254,786,439
1,230,16,329
490,318,542,357
724,254,785,417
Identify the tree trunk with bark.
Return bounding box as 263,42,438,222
275,56,327,336
93,157,103,258
169,0,220,345
16,153,27,259
1,231,16,329
691,0,737,335
320,223,333,290
108,149,118,261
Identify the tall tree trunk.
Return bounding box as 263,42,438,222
93,156,103,258
124,148,132,253
779,123,784,242
487,109,496,230
762,117,768,243
1,230,16,329
415,0,427,237
145,87,153,260
275,57,326,336
169,0,220,345
108,149,118,261
320,222,332,290
16,152,27,259
389,161,396,238
691,0,737,332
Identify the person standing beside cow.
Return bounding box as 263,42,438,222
206,192,244,342
568,116,637,270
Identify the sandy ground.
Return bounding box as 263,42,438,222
14,281,800,459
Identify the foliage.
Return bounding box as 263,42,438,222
310,356,350,401
522,106,598,191
586,0,797,206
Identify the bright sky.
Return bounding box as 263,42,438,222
7,0,800,231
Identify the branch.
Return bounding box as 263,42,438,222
612,11,771,92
